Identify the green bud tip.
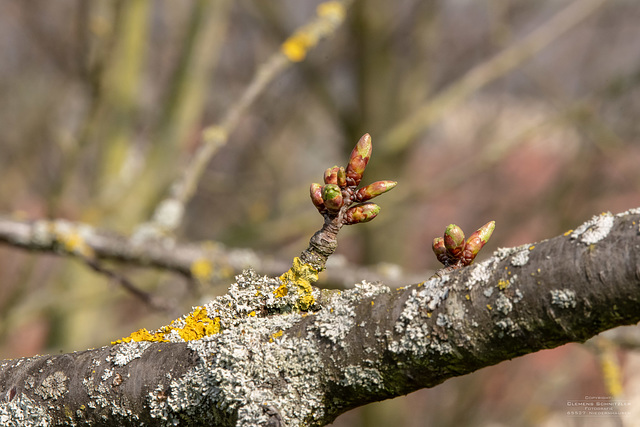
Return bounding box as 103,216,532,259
321,184,343,211
474,220,496,243
337,167,347,188
354,133,373,159
444,224,466,258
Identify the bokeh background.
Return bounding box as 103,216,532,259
1,0,639,425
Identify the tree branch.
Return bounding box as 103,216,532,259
0,216,420,289
2,207,639,425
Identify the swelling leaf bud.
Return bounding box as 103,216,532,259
324,166,340,185
310,183,324,212
337,167,347,188
432,237,450,265
321,184,343,211
346,133,372,186
344,203,380,225
355,180,397,202
444,224,466,259
462,221,495,264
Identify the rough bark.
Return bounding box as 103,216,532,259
1,208,639,426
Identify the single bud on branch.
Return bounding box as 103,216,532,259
324,166,340,185
310,183,324,212
462,221,496,265
345,133,373,187
344,203,380,225
337,166,347,188
444,224,466,258
432,237,450,265
355,181,397,202
321,184,343,212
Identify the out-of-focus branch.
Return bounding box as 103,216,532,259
0,215,419,289
153,0,232,159
147,0,353,235
82,257,172,313
382,0,609,155
0,216,173,312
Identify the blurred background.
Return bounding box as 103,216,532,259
0,0,639,425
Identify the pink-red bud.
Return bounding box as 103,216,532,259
324,166,340,185
444,224,466,259
346,133,372,186
344,203,380,225
310,183,324,212
432,237,450,265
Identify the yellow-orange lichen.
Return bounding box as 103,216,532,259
269,330,284,343
497,279,510,291
277,257,318,310
111,306,221,345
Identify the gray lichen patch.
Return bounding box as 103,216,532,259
340,365,384,392
436,313,452,328
467,259,495,290
0,393,53,427
570,212,614,244
513,289,524,303
510,248,530,267
550,289,577,309
33,371,67,401
389,276,453,357
153,311,324,426
83,356,135,419
395,276,450,333
315,281,390,345
113,341,152,366
495,294,513,315
616,207,640,217
316,295,355,345
496,318,519,338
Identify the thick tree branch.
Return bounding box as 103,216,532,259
1,207,639,425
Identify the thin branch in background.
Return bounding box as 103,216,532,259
381,0,609,155
0,216,426,290
0,217,172,313
82,257,173,314
587,337,625,399
145,0,353,235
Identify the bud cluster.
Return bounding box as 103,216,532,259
432,221,495,268
309,133,397,225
